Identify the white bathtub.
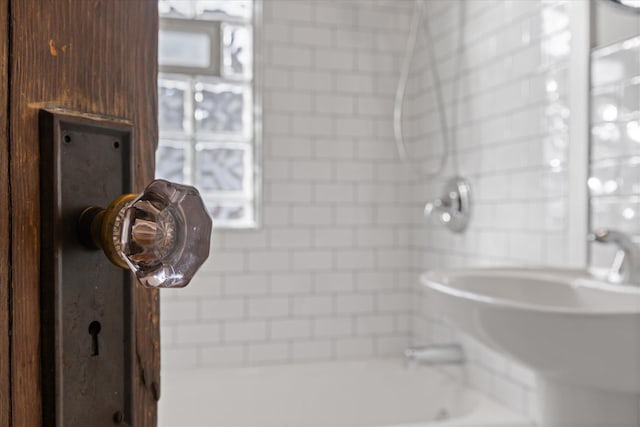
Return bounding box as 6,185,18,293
160,359,535,427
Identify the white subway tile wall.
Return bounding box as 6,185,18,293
162,0,415,370
407,0,571,420
162,0,577,422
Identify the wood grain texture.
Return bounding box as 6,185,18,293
0,0,10,425
10,1,159,425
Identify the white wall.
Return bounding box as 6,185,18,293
161,0,416,369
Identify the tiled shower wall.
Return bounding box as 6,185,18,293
161,0,416,369
408,0,573,419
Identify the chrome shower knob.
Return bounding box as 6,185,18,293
424,176,471,233
79,179,212,288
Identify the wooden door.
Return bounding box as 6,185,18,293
1,1,160,425
0,0,9,425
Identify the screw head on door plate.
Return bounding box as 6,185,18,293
79,179,213,288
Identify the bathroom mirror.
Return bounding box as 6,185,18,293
589,1,640,271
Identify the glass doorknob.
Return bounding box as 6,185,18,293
79,179,212,288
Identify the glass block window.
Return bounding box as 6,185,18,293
157,0,260,229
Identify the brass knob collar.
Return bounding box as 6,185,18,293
79,193,137,269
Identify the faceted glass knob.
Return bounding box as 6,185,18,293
79,180,212,288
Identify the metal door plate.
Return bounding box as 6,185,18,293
40,109,134,426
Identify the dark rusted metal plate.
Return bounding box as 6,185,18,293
40,109,134,427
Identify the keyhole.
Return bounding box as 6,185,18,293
89,321,101,356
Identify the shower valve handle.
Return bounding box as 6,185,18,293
78,179,213,288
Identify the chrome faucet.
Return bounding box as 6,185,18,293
588,229,640,285
404,343,465,367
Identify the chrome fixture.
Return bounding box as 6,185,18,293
589,228,640,285
404,343,465,367
424,176,471,233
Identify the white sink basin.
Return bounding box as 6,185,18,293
422,268,640,427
